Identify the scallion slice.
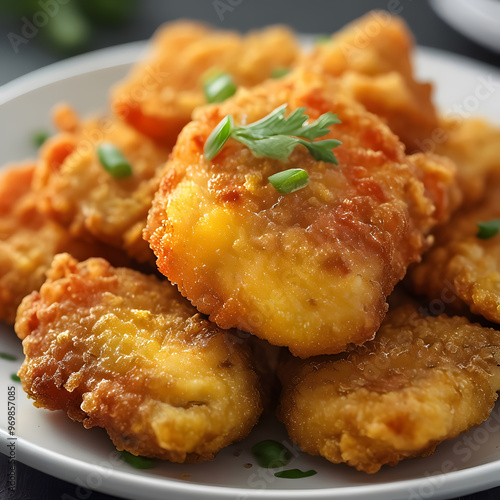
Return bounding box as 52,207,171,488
204,115,234,160
477,220,500,239
275,469,317,479
268,168,309,194
119,450,155,469
97,143,132,179
204,73,237,103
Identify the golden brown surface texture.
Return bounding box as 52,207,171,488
409,181,500,322
146,68,456,357
427,117,500,207
278,304,500,473
0,164,127,324
301,11,438,152
16,254,264,462
34,105,171,264
112,22,299,145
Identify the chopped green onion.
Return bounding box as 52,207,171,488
97,143,132,179
315,35,331,45
204,115,234,160
268,168,309,194
251,440,292,468
204,73,237,103
275,469,317,479
32,130,51,148
119,450,155,469
10,374,21,383
0,352,17,361
271,67,290,79
477,220,500,239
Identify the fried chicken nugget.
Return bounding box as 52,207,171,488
34,105,171,264
111,22,299,145
302,11,438,152
15,253,264,462
428,117,500,207
278,303,500,473
0,164,127,324
409,181,500,322
146,68,456,357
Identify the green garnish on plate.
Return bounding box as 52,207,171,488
251,440,292,468
0,352,17,361
477,219,500,239
119,450,155,469
275,468,317,479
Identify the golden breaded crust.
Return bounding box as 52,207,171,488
34,105,171,264
278,304,500,473
301,11,438,152
409,181,500,322
0,164,128,324
429,117,500,207
16,253,264,462
146,68,456,357
112,22,300,145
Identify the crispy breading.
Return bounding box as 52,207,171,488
429,117,500,207
111,22,300,146
409,181,500,322
302,11,438,152
34,105,171,264
145,68,456,357
16,253,264,462
0,164,128,324
277,304,500,473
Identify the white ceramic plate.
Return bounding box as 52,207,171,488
1,41,500,500
430,0,500,54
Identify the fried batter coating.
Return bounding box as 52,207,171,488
409,181,500,322
34,105,171,264
16,253,264,462
146,69,456,357
111,22,300,145
428,117,500,207
278,304,500,473
0,164,127,324
302,11,438,152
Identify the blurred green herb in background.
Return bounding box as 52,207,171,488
0,0,138,55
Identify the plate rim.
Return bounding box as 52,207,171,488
1,39,500,500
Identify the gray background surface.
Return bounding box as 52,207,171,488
1,1,500,499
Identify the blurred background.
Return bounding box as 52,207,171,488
0,0,499,86
1,1,500,499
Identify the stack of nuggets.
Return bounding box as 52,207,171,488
3,12,500,473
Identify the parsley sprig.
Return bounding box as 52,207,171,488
203,104,341,194
204,104,341,163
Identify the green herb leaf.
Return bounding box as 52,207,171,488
204,104,341,193
0,352,17,361
10,374,21,383
251,440,292,468
32,130,51,148
119,450,155,469
97,143,132,179
477,220,500,239
204,73,237,103
271,67,290,79
268,168,309,194
204,115,234,160
275,469,317,479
